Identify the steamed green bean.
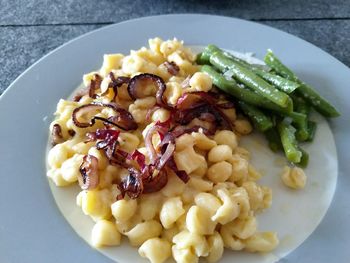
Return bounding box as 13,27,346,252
210,51,291,108
238,101,273,132
264,50,340,117
277,121,302,163
264,128,283,152
201,65,292,113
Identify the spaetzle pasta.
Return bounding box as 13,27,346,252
47,38,281,263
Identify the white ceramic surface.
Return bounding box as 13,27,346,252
0,15,349,263
49,46,337,263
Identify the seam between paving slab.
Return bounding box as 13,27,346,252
1,17,350,27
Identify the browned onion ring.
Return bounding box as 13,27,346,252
164,61,180,76
175,92,233,130
68,129,76,137
118,166,169,199
181,75,191,89
89,74,102,99
107,147,130,169
78,155,99,190
143,169,168,194
72,102,137,131
170,125,209,138
157,142,175,171
51,124,64,146
144,123,168,163
166,156,189,183
118,167,143,199
116,129,187,199
86,128,130,169
145,105,161,121
73,87,89,102
176,92,206,111
127,73,171,109
102,73,130,100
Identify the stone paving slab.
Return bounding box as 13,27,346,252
1,0,350,25
1,19,350,94
264,20,350,67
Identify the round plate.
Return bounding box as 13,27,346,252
0,14,349,263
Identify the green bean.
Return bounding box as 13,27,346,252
200,46,294,112
207,46,299,94
202,65,269,106
203,45,268,71
277,121,302,163
264,50,340,117
293,96,311,116
291,96,311,141
298,82,340,117
238,101,274,132
222,51,252,68
285,111,305,124
264,128,282,152
284,112,309,141
295,124,309,142
266,111,309,146
201,65,292,113
306,121,317,142
272,110,307,130
297,148,309,167
209,51,291,108
199,45,222,64
251,67,300,94
264,50,298,81
196,52,208,65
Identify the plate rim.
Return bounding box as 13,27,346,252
0,13,348,263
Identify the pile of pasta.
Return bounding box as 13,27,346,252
47,38,279,263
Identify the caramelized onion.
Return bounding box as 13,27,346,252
164,61,180,76
118,167,169,199
86,129,120,148
117,127,188,199
145,106,161,121
86,129,132,169
144,123,168,163
181,75,191,89
143,169,168,194
102,73,130,99
175,92,233,130
68,129,76,137
78,155,99,190
129,150,147,170
118,168,143,199
72,102,137,131
176,92,206,111
106,113,138,131
158,131,189,183
158,132,175,149
170,125,207,138
166,156,189,183
89,74,102,99
74,88,238,199
51,124,64,146
127,73,171,109
73,87,89,102
157,142,175,171
109,149,130,169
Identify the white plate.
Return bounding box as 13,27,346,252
0,14,349,263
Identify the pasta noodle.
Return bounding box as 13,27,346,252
46,37,289,263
